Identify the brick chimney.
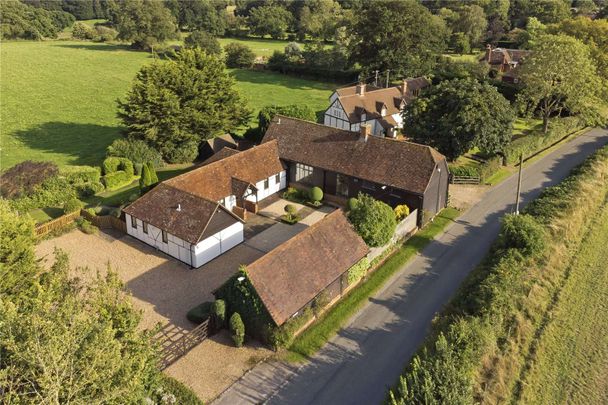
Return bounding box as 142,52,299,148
359,123,371,142
485,44,492,63
355,82,366,96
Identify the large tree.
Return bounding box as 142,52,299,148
518,34,604,133
349,0,448,77
118,48,250,163
404,78,515,160
297,0,342,41
165,0,227,35
108,0,178,50
248,4,293,39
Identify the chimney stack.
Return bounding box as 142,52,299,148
401,79,408,95
355,82,366,96
176,204,181,212
359,123,371,142
485,44,492,63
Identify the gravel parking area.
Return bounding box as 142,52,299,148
449,184,490,211
36,229,263,330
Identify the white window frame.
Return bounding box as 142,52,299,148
295,163,313,183
131,215,137,229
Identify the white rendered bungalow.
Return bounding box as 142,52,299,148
123,140,287,267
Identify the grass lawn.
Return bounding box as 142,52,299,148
1,40,334,170
28,206,65,224
512,117,543,139
518,201,608,404
218,37,294,58
284,207,460,362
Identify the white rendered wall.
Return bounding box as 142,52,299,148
192,221,244,267
126,214,193,266
255,170,287,201
324,100,351,131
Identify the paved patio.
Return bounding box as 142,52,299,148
257,197,307,221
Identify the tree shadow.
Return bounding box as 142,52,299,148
53,43,150,54
12,121,123,166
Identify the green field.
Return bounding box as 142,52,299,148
518,204,608,404
218,37,295,57
1,40,334,170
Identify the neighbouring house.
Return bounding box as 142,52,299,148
123,140,287,267
217,209,368,331
481,44,531,83
323,77,429,138
198,134,238,161
263,116,449,225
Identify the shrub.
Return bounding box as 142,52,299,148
184,30,221,54
75,181,105,198
0,161,59,199
309,187,323,203
161,140,199,164
94,25,117,42
134,163,143,176
63,198,83,214
102,171,131,190
498,214,546,256
479,155,502,182
106,138,163,168
61,165,101,184
267,307,314,350
394,204,410,221
146,162,158,184
348,193,397,247
155,375,203,405
139,164,153,191
9,176,77,213
77,218,98,234
347,257,370,285
84,208,96,216
312,291,330,317
186,302,213,324
230,312,245,347
283,187,306,203
284,204,297,219
72,22,95,40
224,43,255,68
449,166,479,177
347,197,358,211
120,158,134,177
212,299,226,329
102,157,122,175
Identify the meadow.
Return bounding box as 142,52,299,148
1,40,334,170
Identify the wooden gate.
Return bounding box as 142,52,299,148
450,175,481,185
154,319,211,369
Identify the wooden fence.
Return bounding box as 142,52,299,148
450,175,481,185
153,319,211,369
34,210,81,237
80,210,127,233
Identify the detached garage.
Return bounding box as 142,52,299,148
123,183,244,268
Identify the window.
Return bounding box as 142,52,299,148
275,173,280,184
295,163,313,183
264,178,269,189
131,215,137,229
336,174,349,197
143,222,148,234
162,230,168,243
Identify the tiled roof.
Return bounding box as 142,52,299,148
201,147,240,165
166,140,284,201
335,78,429,123
123,183,241,244
263,116,445,195
246,210,368,326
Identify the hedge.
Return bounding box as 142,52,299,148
9,176,77,213
102,157,122,175
101,170,131,190
75,181,105,198
155,374,203,405
389,145,608,404
61,165,101,184
503,117,583,164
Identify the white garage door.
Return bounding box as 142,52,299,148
192,222,244,268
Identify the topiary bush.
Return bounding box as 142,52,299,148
186,302,213,324
283,187,307,203
102,171,131,190
212,299,226,329
63,198,83,214
102,157,122,175
309,187,323,205
120,158,134,177
282,204,300,224
348,193,397,247
498,214,546,256
230,312,245,347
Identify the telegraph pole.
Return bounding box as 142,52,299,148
385,70,390,88
374,70,379,87
515,153,523,214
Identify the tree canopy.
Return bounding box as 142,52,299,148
108,0,178,50
518,34,604,132
248,4,293,39
404,78,515,160
349,0,448,77
184,30,222,54
117,48,250,163
348,193,397,247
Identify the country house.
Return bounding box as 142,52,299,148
323,77,429,137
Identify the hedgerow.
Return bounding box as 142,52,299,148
389,145,608,404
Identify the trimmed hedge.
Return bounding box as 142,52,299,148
504,117,582,164
75,181,105,198
61,165,101,184
102,157,122,175
102,170,131,190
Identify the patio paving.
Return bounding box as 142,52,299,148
257,197,307,221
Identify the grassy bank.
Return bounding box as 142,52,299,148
517,205,608,404
389,145,608,404
1,41,334,169
284,207,460,362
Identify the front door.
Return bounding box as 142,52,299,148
336,174,349,197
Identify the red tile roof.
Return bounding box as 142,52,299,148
246,210,368,326
263,116,445,195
